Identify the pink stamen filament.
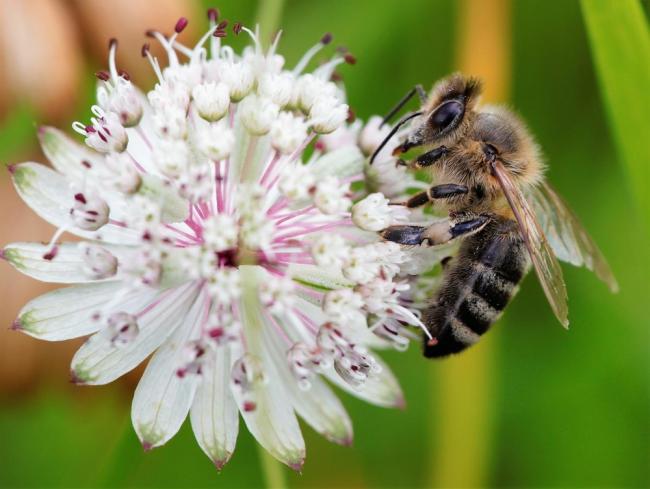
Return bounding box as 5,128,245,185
273,219,353,242
273,205,317,225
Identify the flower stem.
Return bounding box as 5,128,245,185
255,0,285,49
258,441,287,489
430,0,512,487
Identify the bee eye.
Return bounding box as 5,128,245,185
430,100,464,133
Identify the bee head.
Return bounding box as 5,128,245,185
393,73,482,155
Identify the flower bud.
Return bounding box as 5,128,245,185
99,81,143,128
278,163,315,200
220,61,255,102
313,176,351,214
70,193,110,231
297,74,337,112
310,98,349,134
271,112,308,154
240,95,279,135
196,122,234,161
192,82,230,121
83,112,128,153
258,72,294,107
80,242,118,279
106,312,139,348
153,139,190,178
358,115,392,156
351,192,394,231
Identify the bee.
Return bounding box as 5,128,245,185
371,73,618,358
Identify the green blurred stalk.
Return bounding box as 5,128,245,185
258,445,287,489
255,0,285,49
581,0,650,225
430,0,511,487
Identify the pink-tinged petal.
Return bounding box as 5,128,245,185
263,320,353,446
310,145,364,179
3,242,131,284
236,266,305,470
190,344,239,469
10,162,139,244
14,282,149,341
132,290,207,449
38,126,104,180
70,282,199,385
324,354,405,409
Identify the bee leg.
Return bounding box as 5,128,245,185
411,146,449,169
404,184,468,208
381,214,489,246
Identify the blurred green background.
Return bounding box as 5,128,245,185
0,0,648,488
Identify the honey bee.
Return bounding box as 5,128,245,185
371,73,618,358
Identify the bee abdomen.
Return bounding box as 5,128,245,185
423,223,526,358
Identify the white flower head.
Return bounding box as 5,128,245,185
352,192,409,231
3,15,428,472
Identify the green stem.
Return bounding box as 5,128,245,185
258,444,287,489
255,0,286,49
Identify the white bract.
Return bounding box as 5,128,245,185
3,14,442,472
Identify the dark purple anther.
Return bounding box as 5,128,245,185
233,22,243,35
344,53,357,65
74,193,87,204
118,69,130,80
141,43,150,57
207,8,219,22
175,17,188,34
217,20,229,30
321,32,333,45
95,71,110,81
42,246,59,261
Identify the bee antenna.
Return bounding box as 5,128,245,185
381,86,419,127
369,111,422,165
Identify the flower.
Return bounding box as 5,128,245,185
1,13,441,471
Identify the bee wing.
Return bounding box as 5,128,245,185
491,161,569,328
527,182,618,293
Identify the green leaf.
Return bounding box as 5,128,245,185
581,0,650,223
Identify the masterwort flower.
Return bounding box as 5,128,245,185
2,12,439,470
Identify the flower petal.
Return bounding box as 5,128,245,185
237,266,305,470
310,146,364,179
132,290,207,450
70,282,199,385
324,354,405,409
190,344,239,469
14,282,138,341
10,162,139,244
2,242,130,284
287,263,353,292
264,320,353,445
38,126,103,180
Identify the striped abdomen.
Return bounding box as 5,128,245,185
423,218,529,358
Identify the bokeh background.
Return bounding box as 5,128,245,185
0,0,648,488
